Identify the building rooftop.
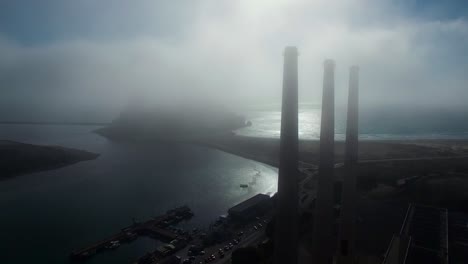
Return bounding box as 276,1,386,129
448,211,468,263
228,194,270,214
383,204,448,264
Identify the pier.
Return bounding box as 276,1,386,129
70,206,194,261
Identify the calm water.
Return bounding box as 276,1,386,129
0,125,278,264
1,106,467,263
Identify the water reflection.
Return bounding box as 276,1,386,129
0,125,278,264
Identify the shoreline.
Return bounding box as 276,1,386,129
194,136,280,168
94,127,468,169
195,135,468,168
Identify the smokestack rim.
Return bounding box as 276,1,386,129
283,46,299,56
323,59,335,68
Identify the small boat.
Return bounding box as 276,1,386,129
125,232,137,241
105,240,120,249
240,184,248,188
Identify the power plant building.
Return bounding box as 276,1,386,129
228,194,272,221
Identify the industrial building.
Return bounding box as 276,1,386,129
271,48,362,263
448,211,468,263
382,204,449,264
228,194,272,221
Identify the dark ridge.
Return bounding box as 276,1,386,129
0,140,99,179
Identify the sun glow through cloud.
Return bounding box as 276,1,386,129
0,0,467,121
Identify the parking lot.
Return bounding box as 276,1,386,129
176,216,271,264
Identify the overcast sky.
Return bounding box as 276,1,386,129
0,0,467,121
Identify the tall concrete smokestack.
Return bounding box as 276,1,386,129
345,66,359,166
313,59,336,264
274,46,299,264
337,66,359,263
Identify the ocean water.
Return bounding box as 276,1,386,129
0,124,278,264
236,105,468,140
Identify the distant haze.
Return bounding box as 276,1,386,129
0,0,467,121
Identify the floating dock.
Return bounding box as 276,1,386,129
70,206,194,261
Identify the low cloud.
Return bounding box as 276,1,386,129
0,0,467,121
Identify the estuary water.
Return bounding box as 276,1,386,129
0,124,278,264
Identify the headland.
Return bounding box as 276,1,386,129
0,140,99,179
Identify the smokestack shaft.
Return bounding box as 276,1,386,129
338,66,359,261
345,66,359,166
274,46,299,264
313,59,336,264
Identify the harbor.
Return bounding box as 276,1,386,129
69,194,274,264
70,206,194,261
